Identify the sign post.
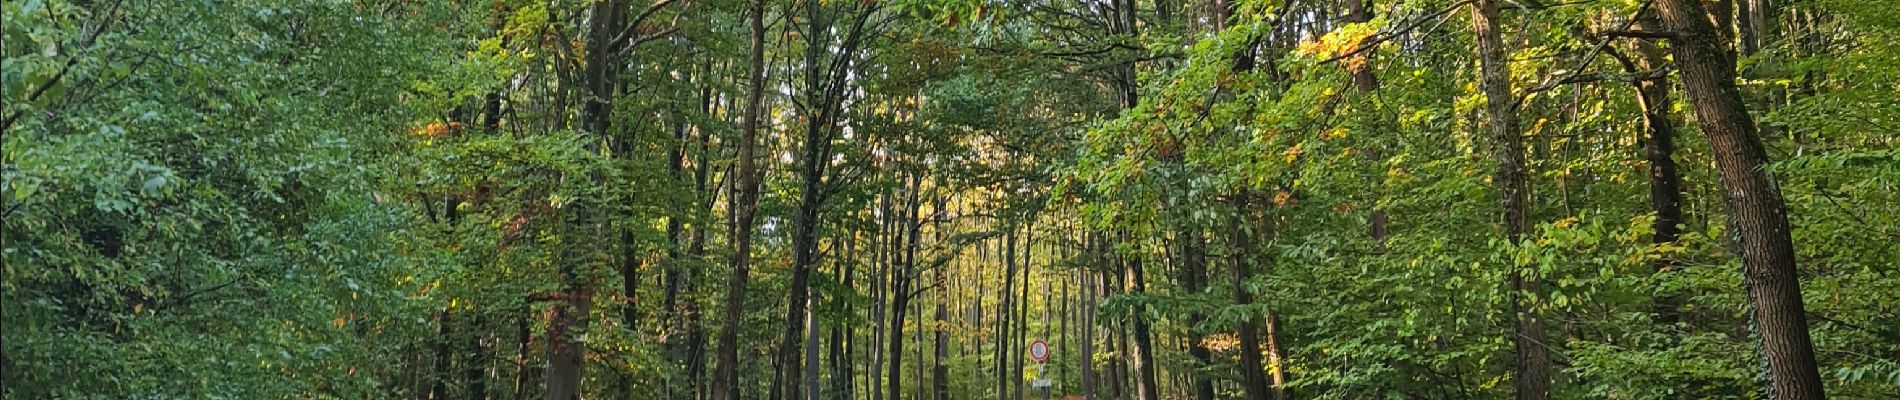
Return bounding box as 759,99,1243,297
1028,339,1051,400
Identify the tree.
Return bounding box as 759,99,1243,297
1652,0,1826,397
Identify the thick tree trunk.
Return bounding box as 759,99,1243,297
710,0,769,398
1654,1,1825,398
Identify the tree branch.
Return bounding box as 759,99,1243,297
1,0,127,134
1602,30,1675,39
1318,0,1476,65
610,0,682,54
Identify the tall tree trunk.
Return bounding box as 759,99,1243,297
467,315,488,400
710,0,769,398
887,174,923,400
430,311,453,400
683,91,718,400
997,226,1017,400
831,235,856,400
1229,194,1276,400
1015,224,1032,400
1654,1,1825,398
933,244,950,400
1612,20,1689,325
805,302,823,400
870,192,890,400
1102,268,1126,400
1180,229,1217,400
513,306,535,400
546,1,626,397
1345,0,1389,246
660,76,696,400
1471,1,1551,399
1078,240,1097,399
1123,234,1160,400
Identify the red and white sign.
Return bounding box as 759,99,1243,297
1028,339,1050,362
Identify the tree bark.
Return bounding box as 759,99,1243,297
1229,194,1277,400
1078,239,1097,399
933,235,950,400
1180,229,1217,400
546,1,626,397
998,227,1017,400
710,0,769,398
1471,2,1552,399
1654,0,1825,398
1611,18,1688,325
1123,234,1161,400
886,173,923,400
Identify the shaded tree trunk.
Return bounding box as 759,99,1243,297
998,227,1017,400
887,173,923,400
1653,1,1825,398
1471,1,1551,399
1123,234,1160,400
1078,239,1097,399
1229,194,1276,400
710,0,769,398
1179,229,1217,400
1610,19,1689,325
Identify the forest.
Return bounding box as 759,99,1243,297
3,0,1898,399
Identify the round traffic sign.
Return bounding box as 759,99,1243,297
1028,339,1050,362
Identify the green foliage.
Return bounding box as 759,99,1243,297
5,0,1897,398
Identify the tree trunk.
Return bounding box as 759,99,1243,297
871,190,892,400
1229,194,1276,400
1180,229,1217,400
1078,242,1097,399
1123,234,1160,400
513,306,535,400
933,216,950,400
1654,1,1825,398
832,235,856,400
710,0,769,398
1612,19,1689,325
1345,0,1390,246
1471,1,1552,399
546,1,626,397
887,173,923,400
430,311,452,400
998,226,1017,400
1014,225,1031,400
